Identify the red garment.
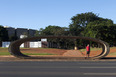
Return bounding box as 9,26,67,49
86,46,90,51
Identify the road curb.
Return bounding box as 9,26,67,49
0,55,116,61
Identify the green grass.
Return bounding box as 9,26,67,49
109,52,116,55
1,47,116,56
20,47,58,50
109,47,116,55
79,47,116,56
0,47,9,55
0,52,10,55
0,47,8,52
110,47,116,49
23,53,55,55
0,47,56,55
0,52,54,55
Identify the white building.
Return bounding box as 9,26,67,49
2,38,48,48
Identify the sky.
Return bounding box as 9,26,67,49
0,0,116,30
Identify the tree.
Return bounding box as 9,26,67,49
69,12,99,36
0,25,9,42
69,12,100,48
9,29,18,41
9,35,18,41
83,19,115,46
83,19,113,37
70,12,99,27
34,30,40,37
40,25,67,36
39,25,74,49
69,12,115,47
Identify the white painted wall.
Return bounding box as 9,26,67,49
30,42,41,48
2,42,10,47
41,38,47,42
2,38,47,48
20,43,24,48
2,42,42,48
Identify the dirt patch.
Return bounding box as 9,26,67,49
63,50,84,57
81,50,102,57
21,48,116,57
1,48,116,61
21,48,67,55
106,48,116,57
109,48,116,53
80,48,116,57
0,47,115,58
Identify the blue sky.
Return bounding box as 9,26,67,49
0,0,116,30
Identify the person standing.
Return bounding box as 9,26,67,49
86,44,90,58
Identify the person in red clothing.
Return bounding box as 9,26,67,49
86,44,90,58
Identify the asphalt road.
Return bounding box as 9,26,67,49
0,61,116,77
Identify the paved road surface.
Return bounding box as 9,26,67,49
0,61,116,77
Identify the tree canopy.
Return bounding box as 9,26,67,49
40,25,69,36
0,25,9,41
69,12,116,46
70,12,99,27
39,25,73,49
1,12,116,48
37,12,116,47
69,12,100,36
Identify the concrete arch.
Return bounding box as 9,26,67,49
8,36,110,59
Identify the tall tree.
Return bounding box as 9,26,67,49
69,12,115,47
83,19,115,46
39,25,73,49
40,25,70,37
9,35,18,41
0,25,9,41
69,12,99,36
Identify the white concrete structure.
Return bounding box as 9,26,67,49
30,42,42,48
2,41,44,48
20,43,24,48
41,38,47,42
20,35,28,39
2,42,10,48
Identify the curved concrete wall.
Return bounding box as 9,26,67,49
8,36,110,59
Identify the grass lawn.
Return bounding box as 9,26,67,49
79,47,116,56
0,47,55,55
0,52,11,55
0,47,116,56
23,53,55,55
0,47,8,52
109,52,116,55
